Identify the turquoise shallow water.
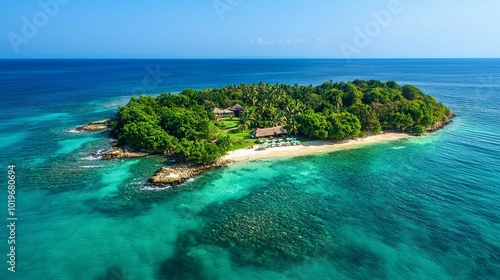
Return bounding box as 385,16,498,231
1,59,499,279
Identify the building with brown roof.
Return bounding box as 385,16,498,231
251,126,287,138
229,103,245,116
213,107,235,117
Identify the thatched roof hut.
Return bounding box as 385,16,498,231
252,126,287,138
229,103,245,113
213,107,234,117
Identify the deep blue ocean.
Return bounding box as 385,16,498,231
0,59,499,280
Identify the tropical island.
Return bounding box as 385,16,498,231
94,79,453,187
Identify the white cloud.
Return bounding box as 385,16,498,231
251,37,275,44
422,21,433,28
316,38,327,43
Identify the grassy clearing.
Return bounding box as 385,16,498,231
227,129,256,151
217,118,240,130
216,118,309,151
215,117,256,151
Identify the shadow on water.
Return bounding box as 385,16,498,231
95,266,126,280
158,234,206,280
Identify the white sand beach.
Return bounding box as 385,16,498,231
223,133,412,162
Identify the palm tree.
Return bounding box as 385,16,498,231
245,108,258,128
238,116,251,131
286,119,300,135
250,96,258,107
286,99,305,118
269,115,280,127
246,84,258,104
334,95,343,110
277,112,287,126
271,89,286,106
285,102,294,119
269,111,287,127
259,101,274,119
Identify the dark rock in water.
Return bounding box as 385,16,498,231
95,266,125,280
148,160,232,187
86,149,110,160
158,252,205,280
158,233,207,280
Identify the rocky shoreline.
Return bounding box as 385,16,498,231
75,119,109,132
101,147,157,160
97,145,232,186
425,112,456,133
75,118,232,186
147,159,233,188
75,119,158,159
85,113,456,190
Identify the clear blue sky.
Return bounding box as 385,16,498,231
1,0,499,58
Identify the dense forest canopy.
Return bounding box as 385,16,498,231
110,80,453,164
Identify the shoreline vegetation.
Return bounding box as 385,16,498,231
75,79,454,187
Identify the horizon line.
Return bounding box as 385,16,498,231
1,57,499,60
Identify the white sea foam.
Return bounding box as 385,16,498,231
81,165,102,168
141,185,172,191
140,178,195,191
392,146,406,150
130,181,145,185
81,149,109,160
81,156,100,161
185,178,195,184
65,129,82,133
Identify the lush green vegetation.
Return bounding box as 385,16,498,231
110,80,452,164
213,118,255,151
216,118,239,130
226,129,255,151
